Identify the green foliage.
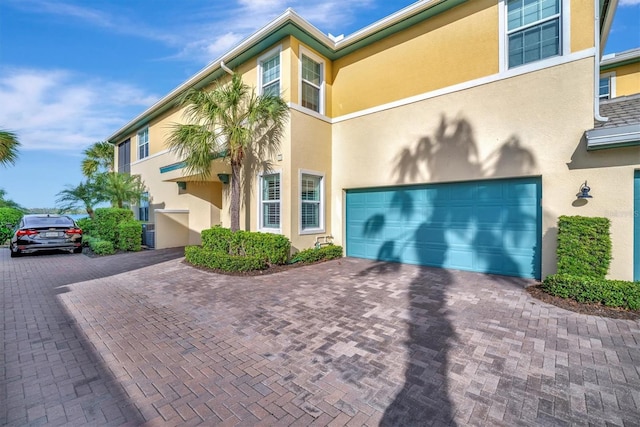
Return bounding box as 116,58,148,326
56,181,101,218
200,226,291,266
93,208,134,245
0,207,22,244
75,217,93,236
185,246,267,272
96,173,147,208
542,274,640,310
0,129,21,167
85,235,116,255
117,221,142,252
291,245,343,264
556,216,611,279
189,226,291,272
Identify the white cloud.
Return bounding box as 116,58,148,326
619,0,640,5
0,68,159,152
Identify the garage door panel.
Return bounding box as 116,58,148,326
346,177,541,279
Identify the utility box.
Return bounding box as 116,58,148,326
141,223,155,248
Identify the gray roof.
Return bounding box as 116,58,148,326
594,94,640,129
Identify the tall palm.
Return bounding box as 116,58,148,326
97,172,146,208
82,141,114,178
167,73,289,231
0,129,21,167
55,182,102,218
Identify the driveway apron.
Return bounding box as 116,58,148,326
1,249,639,426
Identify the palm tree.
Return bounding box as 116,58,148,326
97,173,147,208
0,129,21,167
167,73,289,231
55,182,102,218
0,188,26,212
82,141,114,178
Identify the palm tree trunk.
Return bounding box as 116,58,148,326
230,162,241,232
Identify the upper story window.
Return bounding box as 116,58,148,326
599,73,615,99
137,127,149,160
507,0,561,68
259,172,281,231
300,48,325,114
117,139,131,174
259,48,280,97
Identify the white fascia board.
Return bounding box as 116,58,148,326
586,123,640,150
600,47,640,67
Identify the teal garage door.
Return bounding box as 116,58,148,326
346,177,541,279
635,171,639,281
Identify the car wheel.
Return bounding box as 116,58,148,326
10,246,21,258
73,247,83,254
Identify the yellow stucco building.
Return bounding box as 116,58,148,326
107,0,640,281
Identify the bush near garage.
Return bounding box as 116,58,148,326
0,207,23,244
291,244,343,264
556,215,611,278
186,226,291,272
75,217,93,236
117,220,142,252
542,274,640,310
84,235,116,255
93,208,136,246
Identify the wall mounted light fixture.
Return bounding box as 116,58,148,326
217,173,230,185
177,181,187,190
578,181,592,199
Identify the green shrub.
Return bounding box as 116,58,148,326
93,208,134,245
117,221,142,252
185,246,267,271
556,216,611,279
0,207,23,244
291,245,343,264
75,217,93,236
85,236,116,255
542,274,640,310
199,226,291,266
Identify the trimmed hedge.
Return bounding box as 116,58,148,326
200,226,291,266
185,246,267,271
542,274,640,310
75,217,93,236
291,245,343,264
93,208,134,245
117,221,142,252
0,207,23,244
85,236,116,255
556,216,611,279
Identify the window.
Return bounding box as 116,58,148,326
117,139,130,174
599,73,615,99
260,173,281,230
300,49,324,114
139,192,149,222
300,173,324,232
137,127,149,160
507,0,561,68
259,49,280,97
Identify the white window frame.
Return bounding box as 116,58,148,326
499,0,570,74
599,72,616,99
298,46,325,115
258,170,282,233
257,46,281,97
137,127,149,160
298,170,325,235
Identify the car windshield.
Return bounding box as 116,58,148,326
24,216,75,228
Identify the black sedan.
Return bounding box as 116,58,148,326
9,214,83,257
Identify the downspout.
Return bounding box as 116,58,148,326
220,61,234,75
594,0,608,123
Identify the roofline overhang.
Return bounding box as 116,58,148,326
599,0,618,52
106,0,467,144
600,47,640,71
586,123,640,150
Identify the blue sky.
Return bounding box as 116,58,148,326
0,0,639,209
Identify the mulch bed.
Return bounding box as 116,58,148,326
526,284,640,320
184,259,338,277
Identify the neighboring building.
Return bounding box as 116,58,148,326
107,0,640,281
599,48,640,100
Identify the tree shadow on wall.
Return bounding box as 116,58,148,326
358,114,539,425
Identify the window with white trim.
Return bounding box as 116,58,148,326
260,173,281,230
599,73,615,99
300,49,324,114
300,173,324,232
259,49,280,97
507,0,561,68
137,127,149,160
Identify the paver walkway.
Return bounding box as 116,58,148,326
1,249,639,426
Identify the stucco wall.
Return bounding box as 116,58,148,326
331,58,639,281
609,62,640,98
155,210,189,249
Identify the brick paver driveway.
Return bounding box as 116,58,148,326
1,249,639,426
